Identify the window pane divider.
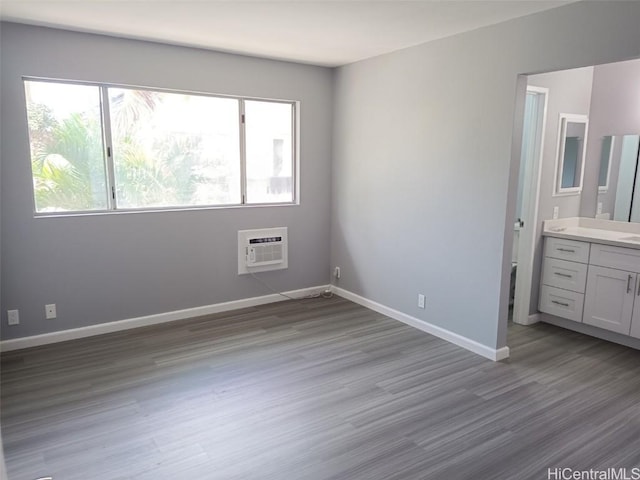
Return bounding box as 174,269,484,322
239,99,247,205
100,86,117,210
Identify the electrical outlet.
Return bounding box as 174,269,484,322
552,206,559,219
597,202,603,215
334,266,341,279
7,310,19,326
45,304,57,319
418,294,426,309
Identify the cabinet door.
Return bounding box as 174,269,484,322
583,266,635,335
630,278,640,339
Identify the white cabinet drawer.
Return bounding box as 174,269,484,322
589,243,640,273
544,237,590,264
539,285,585,323
541,257,588,293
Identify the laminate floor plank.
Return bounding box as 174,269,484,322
2,297,640,480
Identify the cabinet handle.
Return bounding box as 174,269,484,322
637,278,640,297
554,272,572,278
551,300,570,307
627,275,633,294
557,248,576,253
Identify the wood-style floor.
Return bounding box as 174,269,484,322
2,296,640,480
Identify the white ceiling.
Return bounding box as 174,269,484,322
0,1,573,67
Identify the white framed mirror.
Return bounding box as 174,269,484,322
555,113,588,195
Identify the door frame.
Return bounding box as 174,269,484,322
513,85,548,325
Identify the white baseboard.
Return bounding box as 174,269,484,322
512,312,540,326
0,285,330,352
527,313,541,325
1,284,510,361
332,287,509,361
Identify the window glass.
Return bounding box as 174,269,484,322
245,100,294,204
25,81,108,212
24,79,297,214
109,88,241,208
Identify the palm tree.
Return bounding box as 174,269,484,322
29,86,237,211
29,106,107,211
110,89,230,207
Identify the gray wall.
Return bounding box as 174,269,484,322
581,58,640,219
331,1,640,350
0,23,333,340
527,66,594,315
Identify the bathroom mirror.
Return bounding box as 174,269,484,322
598,135,613,192
596,135,640,222
556,114,589,195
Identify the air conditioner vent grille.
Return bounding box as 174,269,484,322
238,227,288,275
251,244,283,265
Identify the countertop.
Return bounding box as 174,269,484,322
542,217,640,250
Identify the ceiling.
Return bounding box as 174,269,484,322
0,1,573,67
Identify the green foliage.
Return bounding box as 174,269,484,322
27,87,234,212
28,104,107,211
110,89,232,208
26,103,56,164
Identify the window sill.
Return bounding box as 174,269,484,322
33,201,300,219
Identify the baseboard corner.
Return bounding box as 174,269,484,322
332,286,509,362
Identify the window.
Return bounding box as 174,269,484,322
25,81,108,212
244,100,294,204
24,79,297,214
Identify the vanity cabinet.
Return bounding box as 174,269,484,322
540,237,640,339
583,243,640,337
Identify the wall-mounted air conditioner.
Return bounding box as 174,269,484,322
238,227,288,275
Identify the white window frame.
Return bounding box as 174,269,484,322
24,77,299,216
553,113,589,197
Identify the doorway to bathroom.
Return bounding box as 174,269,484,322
511,86,548,324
